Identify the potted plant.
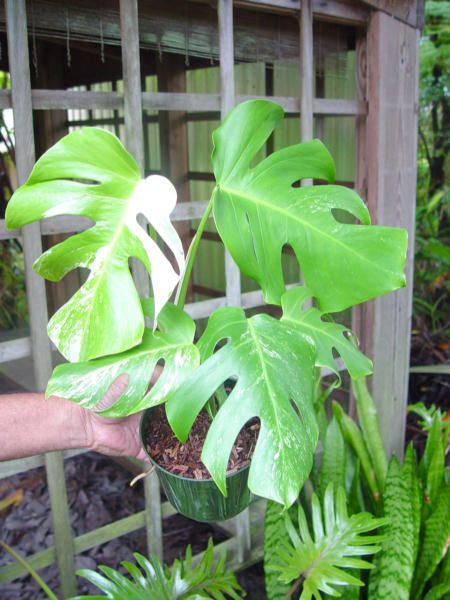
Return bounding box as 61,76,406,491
6,100,407,521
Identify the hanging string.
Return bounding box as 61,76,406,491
65,7,71,68
99,13,105,63
31,0,39,78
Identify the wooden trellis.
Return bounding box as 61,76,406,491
0,0,422,596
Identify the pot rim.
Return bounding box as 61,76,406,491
140,407,251,485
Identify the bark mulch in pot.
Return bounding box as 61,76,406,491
145,405,260,479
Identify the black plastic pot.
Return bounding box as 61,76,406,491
140,407,252,523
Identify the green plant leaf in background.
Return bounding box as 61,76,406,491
211,99,407,312
5,128,184,362
46,302,199,417
72,539,243,599
368,457,416,600
319,415,347,500
420,414,445,514
270,485,385,600
264,500,295,600
412,482,450,598
281,287,373,381
166,307,318,507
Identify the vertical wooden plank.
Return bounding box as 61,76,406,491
350,32,369,418
218,0,250,562
365,11,419,458
219,0,242,308
120,0,162,559
300,0,313,144
5,2,77,597
119,0,150,298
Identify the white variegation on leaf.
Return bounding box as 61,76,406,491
166,307,318,508
6,128,184,362
46,302,199,417
281,287,373,381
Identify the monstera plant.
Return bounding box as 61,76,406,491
6,100,407,511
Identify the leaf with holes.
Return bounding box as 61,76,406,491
212,99,407,312
166,306,318,508
281,287,372,380
46,301,199,417
6,128,184,362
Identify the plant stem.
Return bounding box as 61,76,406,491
283,575,304,599
175,189,216,310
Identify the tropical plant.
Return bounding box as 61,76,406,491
5,99,407,508
263,377,450,599
1,538,243,600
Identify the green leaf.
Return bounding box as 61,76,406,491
332,402,380,503
166,307,318,507
281,287,373,381
212,99,407,312
46,302,199,417
319,416,347,500
420,414,445,513
6,128,184,362
424,581,450,600
368,458,415,600
412,482,450,598
402,444,422,566
352,378,388,493
72,539,243,599
264,500,295,600
271,485,385,600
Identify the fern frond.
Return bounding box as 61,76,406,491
71,538,243,599
269,485,385,600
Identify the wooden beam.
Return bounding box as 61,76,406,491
358,0,424,28
365,11,419,458
5,3,77,597
233,0,369,24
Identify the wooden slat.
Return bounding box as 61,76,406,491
359,0,423,28
365,12,419,458
300,0,313,143
0,501,177,583
0,337,31,362
143,91,221,111
5,2,76,596
233,0,369,24
34,90,122,110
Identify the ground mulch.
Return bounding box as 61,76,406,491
145,406,259,479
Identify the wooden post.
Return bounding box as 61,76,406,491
300,0,313,145
365,11,419,458
218,0,250,562
5,1,77,597
119,0,163,560
157,54,192,259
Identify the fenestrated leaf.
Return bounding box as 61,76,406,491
281,287,372,380
212,100,407,312
166,307,318,508
270,485,385,600
46,302,199,417
6,128,184,362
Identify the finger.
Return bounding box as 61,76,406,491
95,373,129,412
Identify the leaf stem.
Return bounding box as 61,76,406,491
283,575,304,599
175,189,216,310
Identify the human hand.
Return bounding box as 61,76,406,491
81,367,162,462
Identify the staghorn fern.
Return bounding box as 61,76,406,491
269,485,386,600
71,538,244,600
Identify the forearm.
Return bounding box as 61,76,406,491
0,393,90,461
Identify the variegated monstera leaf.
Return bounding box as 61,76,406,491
166,307,318,508
6,128,184,362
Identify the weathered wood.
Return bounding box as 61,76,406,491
300,0,313,143
365,11,419,458
0,337,31,363
144,471,164,559
233,0,369,24
6,3,76,595
0,501,177,583
120,0,150,301
218,0,242,308
359,0,423,28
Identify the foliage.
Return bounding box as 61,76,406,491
6,99,407,508
414,0,450,334
268,485,385,600
264,378,450,599
0,239,28,330
0,538,243,600
6,128,185,362
72,539,243,600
